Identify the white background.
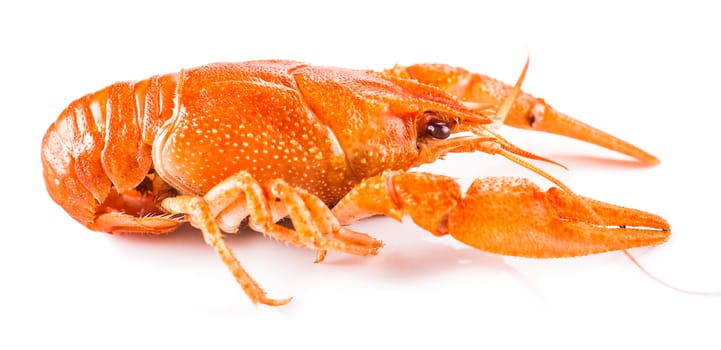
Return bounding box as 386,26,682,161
2,1,720,348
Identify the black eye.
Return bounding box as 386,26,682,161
426,120,451,140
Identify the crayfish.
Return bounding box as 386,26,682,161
41,59,669,305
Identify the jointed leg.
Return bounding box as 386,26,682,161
268,180,382,261
162,195,291,306
161,171,382,305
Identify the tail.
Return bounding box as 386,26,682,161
41,73,181,233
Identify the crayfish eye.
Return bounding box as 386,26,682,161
425,120,451,140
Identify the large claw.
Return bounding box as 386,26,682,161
448,177,670,258
333,172,670,258
503,101,661,165
390,63,660,165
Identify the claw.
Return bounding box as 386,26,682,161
504,101,660,165
333,171,670,259
392,63,660,164
448,177,670,257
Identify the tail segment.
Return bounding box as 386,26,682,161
41,73,180,232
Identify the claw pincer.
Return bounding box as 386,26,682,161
449,177,669,257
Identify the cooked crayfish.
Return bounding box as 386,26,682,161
41,59,669,305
